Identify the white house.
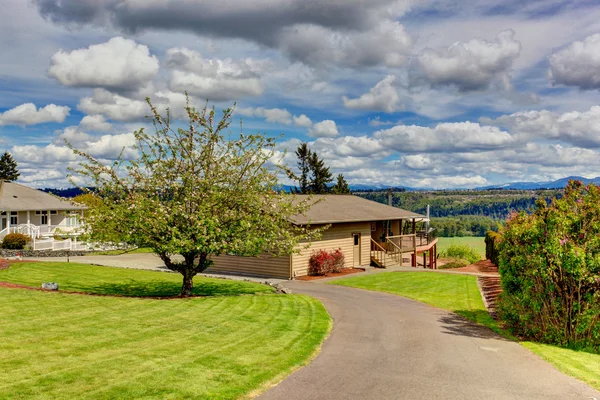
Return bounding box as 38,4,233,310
0,181,86,240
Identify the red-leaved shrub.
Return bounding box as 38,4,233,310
308,248,345,276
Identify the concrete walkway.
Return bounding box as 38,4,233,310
259,281,600,400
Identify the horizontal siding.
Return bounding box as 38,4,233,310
207,254,291,279
292,222,371,277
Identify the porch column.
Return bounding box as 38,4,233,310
7,212,10,232
27,211,31,237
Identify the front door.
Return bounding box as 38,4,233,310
353,233,361,267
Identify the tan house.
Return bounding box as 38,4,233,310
207,195,438,279
0,181,86,240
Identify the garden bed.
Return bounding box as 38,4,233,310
296,267,365,281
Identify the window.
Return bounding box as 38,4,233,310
10,211,17,225
354,234,359,246
41,212,48,225
371,222,377,232
50,210,57,215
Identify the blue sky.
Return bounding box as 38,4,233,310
2,0,600,188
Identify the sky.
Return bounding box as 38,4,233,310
2,0,600,189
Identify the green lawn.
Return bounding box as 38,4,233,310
331,272,600,391
0,263,331,399
0,262,273,297
437,236,486,259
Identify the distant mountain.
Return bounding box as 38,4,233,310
478,176,600,190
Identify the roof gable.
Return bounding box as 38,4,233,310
0,181,85,211
291,194,425,225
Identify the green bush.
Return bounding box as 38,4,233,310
2,233,31,250
439,244,481,264
485,230,501,265
497,181,600,351
438,259,470,269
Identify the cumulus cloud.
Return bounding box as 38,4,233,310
416,30,521,91
79,114,112,131
308,120,339,138
279,20,411,68
237,107,293,125
343,75,400,113
48,37,159,91
0,103,70,126
482,105,600,148
312,136,388,158
166,47,266,100
33,0,413,68
293,114,312,128
78,89,148,121
374,121,514,153
548,33,600,90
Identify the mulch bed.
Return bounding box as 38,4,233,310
296,268,365,281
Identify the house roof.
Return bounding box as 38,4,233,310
290,194,426,225
0,181,86,212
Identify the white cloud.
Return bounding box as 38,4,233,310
308,120,339,138
79,114,112,131
482,105,600,148
166,47,266,101
375,121,514,153
78,89,148,122
343,75,400,113
48,37,159,91
416,30,521,91
0,103,70,126
312,136,387,158
548,33,600,90
293,114,312,128
237,107,293,125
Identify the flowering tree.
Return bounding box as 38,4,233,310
69,99,321,296
497,180,600,350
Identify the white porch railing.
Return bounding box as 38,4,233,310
0,224,83,240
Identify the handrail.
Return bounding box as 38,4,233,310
371,238,386,252
385,238,402,252
386,234,416,239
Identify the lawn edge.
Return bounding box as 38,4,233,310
329,272,600,392
244,299,334,400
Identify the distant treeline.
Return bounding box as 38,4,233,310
355,189,562,219
43,187,89,198
430,216,501,237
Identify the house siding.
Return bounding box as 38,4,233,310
207,254,291,279
291,222,371,277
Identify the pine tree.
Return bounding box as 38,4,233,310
294,143,311,194
0,151,20,182
332,174,350,194
308,151,333,194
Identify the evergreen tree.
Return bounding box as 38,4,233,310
0,151,20,182
308,151,333,194
294,142,311,194
332,174,350,194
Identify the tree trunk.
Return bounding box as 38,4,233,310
181,271,194,297
180,253,197,297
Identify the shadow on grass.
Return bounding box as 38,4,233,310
439,311,509,341
88,279,270,297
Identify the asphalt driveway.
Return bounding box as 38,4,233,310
259,281,600,400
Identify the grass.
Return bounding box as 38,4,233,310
331,272,498,331
0,262,273,297
437,236,485,259
0,262,331,399
331,272,600,391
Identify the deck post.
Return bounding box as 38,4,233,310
423,252,426,269
411,253,416,268
433,244,437,269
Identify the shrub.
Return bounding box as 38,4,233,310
485,230,501,265
308,248,345,275
497,180,600,351
330,249,345,273
439,244,480,264
438,259,470,269
2,233,31,250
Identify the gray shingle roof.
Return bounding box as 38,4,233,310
0,181,86,211
291,194,425,225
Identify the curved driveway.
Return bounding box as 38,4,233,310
259,281,600,400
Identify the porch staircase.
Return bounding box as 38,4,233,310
370,239,402,268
